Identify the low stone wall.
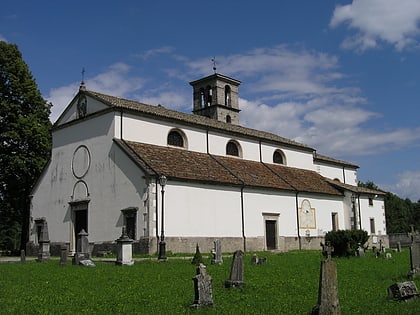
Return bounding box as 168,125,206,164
388,233,415,248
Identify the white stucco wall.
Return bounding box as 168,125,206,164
161,182,243,237
315,162,358,185
358,196,386,236
31,113,148,248
260,143,315,170
120,113,208,153
242,189,297,237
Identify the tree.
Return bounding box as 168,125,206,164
0,41,51,251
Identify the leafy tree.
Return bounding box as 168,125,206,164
0,41,51,251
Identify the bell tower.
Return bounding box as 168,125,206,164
189,73,241,125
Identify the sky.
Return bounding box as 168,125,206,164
1,1,420,201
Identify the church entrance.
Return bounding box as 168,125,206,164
74,209,88,250
265,220,277,250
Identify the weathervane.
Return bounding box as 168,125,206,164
211,57,217,73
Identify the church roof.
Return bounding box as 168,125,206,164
326,179,385,196
115,139,343,196
85,90,314,152
314,152,359,169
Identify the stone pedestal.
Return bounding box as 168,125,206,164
116,227,134,266
73,229,94,266
36,220,50,262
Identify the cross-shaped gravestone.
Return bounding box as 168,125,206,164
408,225,418,243
313,242,341,315
321,242,334,261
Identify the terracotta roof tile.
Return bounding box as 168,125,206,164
117,139,342,196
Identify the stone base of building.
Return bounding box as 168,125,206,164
27,235,388,257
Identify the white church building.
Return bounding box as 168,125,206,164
29,72,387,256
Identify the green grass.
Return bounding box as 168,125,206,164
0,250,419,314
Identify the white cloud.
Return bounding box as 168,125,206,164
330,0,420,51
387,171,420,201
135,46,175,60
0,34,7,42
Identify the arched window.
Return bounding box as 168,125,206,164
199,88,205,108
226,115,232,123
167,130,185,148
206,85,212,106
273,150,286,164
225,85,231,106
226,140,241,157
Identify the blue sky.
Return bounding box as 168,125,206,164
1,1,420,201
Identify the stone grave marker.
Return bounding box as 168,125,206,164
191,263,214,308
251,254,267,265
73,229,95,267
397,241,402,253
356,243,365,257
60,245,68,267
211,240,223,265
36,219,50,262
20,249,25,264
388,281,419,301
225,250,245,288
408,240,420,278
312,242,341,315
116,226,134,266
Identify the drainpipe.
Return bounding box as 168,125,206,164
120,109,123,139
241,185,246,252
342,166,346,184
358,195,362,230
155,177,159,253
295,191,301,250
206,129,209,154
259,139,262,162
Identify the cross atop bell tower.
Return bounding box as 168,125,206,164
189,73,241,125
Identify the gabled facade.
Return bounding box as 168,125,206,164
29,74,387,255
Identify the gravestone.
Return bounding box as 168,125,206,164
191,263,214,308
73,229,95,266
408,240,420,278
313,242,341,315
225,250,245,288
251,254,267,265
20,249,25,264
116,226,134,266
356,244,365,257
60,245,68,267
36,220,50,262
397,242,402,253
211,240,223,265
387,281,419,301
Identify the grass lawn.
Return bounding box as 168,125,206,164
0,249,419,314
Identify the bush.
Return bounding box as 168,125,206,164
325,230,369,257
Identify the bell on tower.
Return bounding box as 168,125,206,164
189,72,241,125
